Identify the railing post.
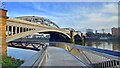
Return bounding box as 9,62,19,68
0,9,8,56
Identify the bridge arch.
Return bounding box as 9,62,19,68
74,34,82,44
38,30,71,42
38,29,71,38
6,16,84,43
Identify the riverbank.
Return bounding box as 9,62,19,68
2,56,24,68
85,38,120,42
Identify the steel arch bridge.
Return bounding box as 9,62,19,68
0,9,82,47
14,16,82,42
3,16,81,43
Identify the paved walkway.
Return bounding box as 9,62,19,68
44,46,87,66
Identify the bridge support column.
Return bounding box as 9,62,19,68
70,31,74,43
0,9,7,56
81,33,85,45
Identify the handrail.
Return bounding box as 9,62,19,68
48,42,120,67
19,44,48,68
54,42,120,58
68,43,120,60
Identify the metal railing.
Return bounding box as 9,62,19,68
19,43,48,68
16,41,120,67
8,41,47,51
49,42,120,68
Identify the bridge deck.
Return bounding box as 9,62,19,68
44,46,87,66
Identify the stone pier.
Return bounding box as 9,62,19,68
0,9,7,56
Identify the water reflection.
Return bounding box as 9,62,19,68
85,41,120,52
7,47,38,61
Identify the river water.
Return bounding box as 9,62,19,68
7,47,38,61
85,41,120,52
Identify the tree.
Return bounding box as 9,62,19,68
102,29,105,34
107,33,112,37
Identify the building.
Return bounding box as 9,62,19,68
86,29,93,33
25,33,50,39
112,27,120,37
86,29,94,38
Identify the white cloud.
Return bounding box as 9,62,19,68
73,3,118,33
77,14,118,29
51,3,118,33
101,3,118,14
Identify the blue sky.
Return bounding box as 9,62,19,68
4,2,118,33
